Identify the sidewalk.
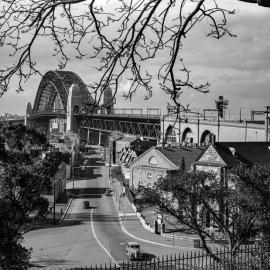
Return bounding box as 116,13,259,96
111,178,197,250
91,145,218,251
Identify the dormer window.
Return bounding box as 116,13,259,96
149,156,158,165
229,147,236,156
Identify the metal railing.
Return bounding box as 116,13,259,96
59,245,269,270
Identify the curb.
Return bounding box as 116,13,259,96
111,189,195,250
161,232,200,241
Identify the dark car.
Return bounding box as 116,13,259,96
83,201,90,209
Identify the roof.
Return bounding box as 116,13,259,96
215,142,270,166
117,137,137,143
127,241,139,245
156,146,204,169
53,143,72,154
196,142,270,167
130,139,156,156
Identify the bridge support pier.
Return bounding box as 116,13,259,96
87,129,90,145
98,131,102,146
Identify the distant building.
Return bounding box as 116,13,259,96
129,146,204,189
119,138,157,166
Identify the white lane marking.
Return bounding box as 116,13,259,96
90,209,120,267
112,194,195,251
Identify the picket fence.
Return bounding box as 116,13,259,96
58,245,269,270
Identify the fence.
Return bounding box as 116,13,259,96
59,245,269,270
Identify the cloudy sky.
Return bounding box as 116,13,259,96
0,0,270,121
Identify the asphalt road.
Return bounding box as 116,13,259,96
24,146,190,269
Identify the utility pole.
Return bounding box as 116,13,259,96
265,106,270,142
53,177,56,224
245,121,247,142
109,145,111,186
197,109,200,145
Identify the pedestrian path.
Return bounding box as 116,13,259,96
111,178,196,250
87,145,200,250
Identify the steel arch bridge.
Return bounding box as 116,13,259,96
79,114,160,140
31,70,93,118
28,70,161,139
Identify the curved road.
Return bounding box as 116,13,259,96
24,146,190,269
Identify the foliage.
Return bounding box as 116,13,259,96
0,0,235,112
111,166,126,185
231,164,270,247
142,166,270,261
0,123,70,269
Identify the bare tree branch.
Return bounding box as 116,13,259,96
0,0,235,110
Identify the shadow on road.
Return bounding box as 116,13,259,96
29,258,76,268
74,187,107,196
26,219,84,232
74,194,102,199
92,214,119,223
141,252,157,261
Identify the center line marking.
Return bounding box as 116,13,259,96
90,209,120,267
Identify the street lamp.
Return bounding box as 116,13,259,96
53,176,56,224
240,107,245,123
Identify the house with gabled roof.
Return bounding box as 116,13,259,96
194,139,270,228
194,141,270,178
129,145,204,189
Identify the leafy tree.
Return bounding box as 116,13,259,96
231,164,270,247
111,166,126,185
0,0,235,112
0,123,70,269
142,166,270,261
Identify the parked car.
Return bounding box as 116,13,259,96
126,242,142,260
80,160,88,172
83,201,90,209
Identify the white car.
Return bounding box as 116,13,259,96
126,242,142,260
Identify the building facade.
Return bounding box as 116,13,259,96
129,146,203,189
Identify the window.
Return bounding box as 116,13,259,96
149,156,158,165
168,128,177,143
147,172,153,178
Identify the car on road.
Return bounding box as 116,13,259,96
126,242,142,260
83,201,90,209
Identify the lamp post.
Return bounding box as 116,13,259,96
72,163,74,195
53,176,56,224
109,145,111,187
240,107,245,123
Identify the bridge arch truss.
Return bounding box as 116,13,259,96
32,70,94,116
79,115,160,139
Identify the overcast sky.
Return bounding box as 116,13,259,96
0,0,269,120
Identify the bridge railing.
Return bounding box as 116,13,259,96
32,108,66,116
165,113,264,125
107,108,161,117
77,108,161,117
